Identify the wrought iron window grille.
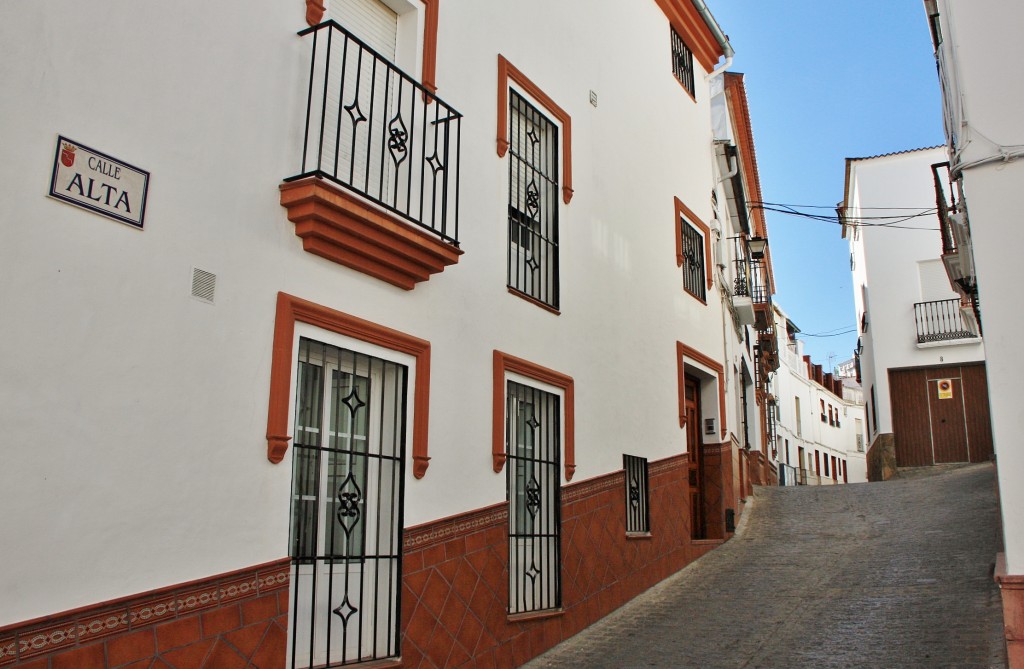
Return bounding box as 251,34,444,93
622,454,651,534
507,91,560,309
506,381,562,614
680,219,706,301
288,338,407,668
289,21,463,245
670,27,695,98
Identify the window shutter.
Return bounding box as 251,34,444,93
918,259,956,302
329,0,398,60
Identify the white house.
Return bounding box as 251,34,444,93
841,146,991,479
0,1,778,667
769,306,867,487
921,0,1024,661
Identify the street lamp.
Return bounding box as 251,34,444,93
747,236,768,260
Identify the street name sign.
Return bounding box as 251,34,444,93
48,135,150,229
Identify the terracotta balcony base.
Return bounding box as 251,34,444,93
280,177,462,290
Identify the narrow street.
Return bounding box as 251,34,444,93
522,464,1006,669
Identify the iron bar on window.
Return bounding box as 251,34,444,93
670,27,695,98
623,455,650,534
506,381,562,614
289,338,407,668
680,218,706,301
508,91,560,309
290,21,463,245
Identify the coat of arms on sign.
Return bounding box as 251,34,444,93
60,142,76,167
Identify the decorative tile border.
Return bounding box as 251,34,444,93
404,505,507,550
403,454,690,553
0,559,288,665
649,453,688,476
561,471,622,503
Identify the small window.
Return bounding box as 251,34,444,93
823,454,830,477
508,90,560,309
670,26,695,98
828,405,834,426
680,217,707,301
623,454,650,534
795,396,802,437
820,399,827,423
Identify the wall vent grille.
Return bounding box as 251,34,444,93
191,267,216,304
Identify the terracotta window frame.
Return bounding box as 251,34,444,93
305,0,440,94
652,0,727,73
492,350,575,481
676,342,726,440
266,292,432,478
496,55,574,205
674,197,713,296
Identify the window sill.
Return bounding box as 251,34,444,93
507,608,565,624
508,287,561,315
279,177,463,290
682,289,707,306
626,532,653,540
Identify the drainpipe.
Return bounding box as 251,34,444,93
692,0,735,78
716,140,739,184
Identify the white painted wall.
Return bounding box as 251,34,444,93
845,147,984,440
931,0,1024,575
0,0,738,623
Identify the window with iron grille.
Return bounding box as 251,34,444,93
508,90,560,309
670,27,695,98
623,454,650,534
680,217,706,301
289,337,406,667
506,380,561,614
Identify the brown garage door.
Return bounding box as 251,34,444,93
888,364,993,466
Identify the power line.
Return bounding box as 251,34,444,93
798,328,858,338
750,202,940,231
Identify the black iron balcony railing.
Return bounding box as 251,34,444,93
731,237,751,297
914,298,978,343
288,21,463,245
750,255,770,307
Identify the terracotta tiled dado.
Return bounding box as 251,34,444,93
401,453,721,669
4,453,725,669
0,559,289,668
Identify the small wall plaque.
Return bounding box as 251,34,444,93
49,135,150,229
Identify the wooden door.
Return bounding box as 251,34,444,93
927,376,969,463
685,376,704,540
889,368,934,466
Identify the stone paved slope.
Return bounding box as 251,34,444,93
521,464,1006,669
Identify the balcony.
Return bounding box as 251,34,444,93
932,162,976,295
730,237,755,326
281,21,464,289
914,298,979,344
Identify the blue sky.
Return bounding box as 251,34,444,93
708,1,944,370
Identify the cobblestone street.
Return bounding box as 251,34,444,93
522,464,1006,669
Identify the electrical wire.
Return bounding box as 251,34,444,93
749,201,940,231
798,328,858,338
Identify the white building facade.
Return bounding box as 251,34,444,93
842,146,991,480
0,1,778,667
770,307,867,488
921,0,1024,661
